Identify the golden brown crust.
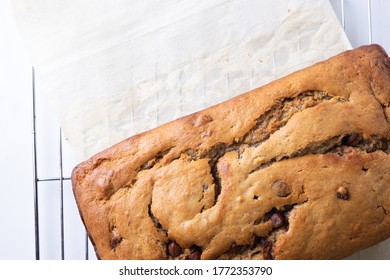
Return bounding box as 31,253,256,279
72,44,390,259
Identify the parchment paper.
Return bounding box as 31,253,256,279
12,0,351,161
11,0,390,260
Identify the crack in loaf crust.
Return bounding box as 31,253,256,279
72,44,390,260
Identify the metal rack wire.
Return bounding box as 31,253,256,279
30,0,388,260
31,67,90,260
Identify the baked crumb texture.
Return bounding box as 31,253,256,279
72,45,390,260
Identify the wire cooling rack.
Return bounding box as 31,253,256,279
30,0,390,260
32,68,90,260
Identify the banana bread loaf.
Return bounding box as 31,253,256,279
72,44,390,260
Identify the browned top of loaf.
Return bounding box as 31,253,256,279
72,44,390,260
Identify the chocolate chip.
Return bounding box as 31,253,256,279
229,243,241,254
167,241,183,257
189,250,202,260
336,186,349,200
260,238,274,260
110,227,123,249
270,212,285,228
271,180,291,197
341,133,361,146
110,236,123,249
283,204,294,212
189,246,202,260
